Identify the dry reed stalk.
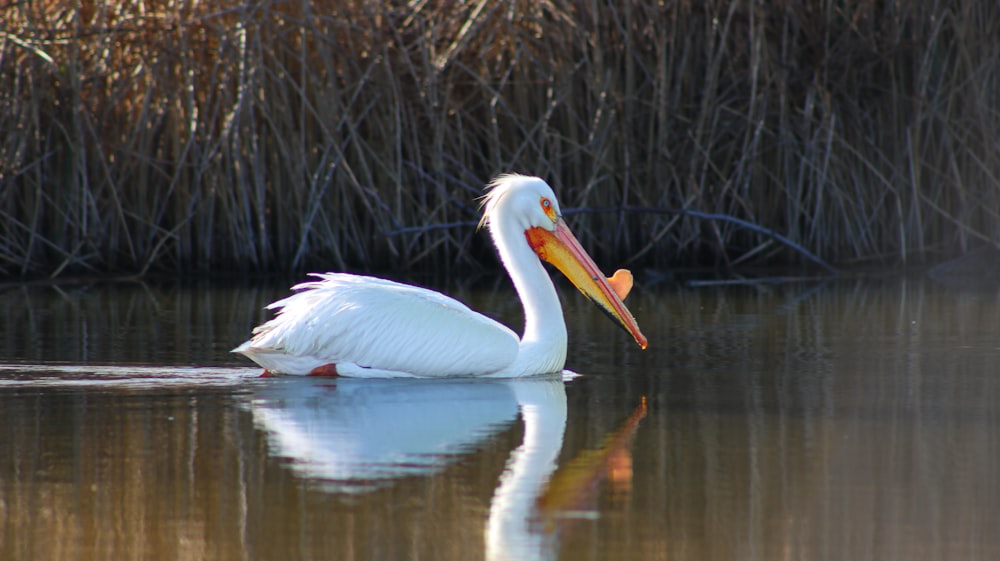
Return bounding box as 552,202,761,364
1,0,997,277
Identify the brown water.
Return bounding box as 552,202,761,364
1,275,998,561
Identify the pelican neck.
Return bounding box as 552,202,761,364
490,221,568,363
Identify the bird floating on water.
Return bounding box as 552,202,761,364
233,174,647,378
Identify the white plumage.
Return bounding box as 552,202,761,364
233,174,646,378
236,273,518,377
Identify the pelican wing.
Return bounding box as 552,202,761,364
235,273,519,377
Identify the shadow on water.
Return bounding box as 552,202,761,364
0,275,998,560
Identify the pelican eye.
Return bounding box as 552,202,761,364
540,197,557,221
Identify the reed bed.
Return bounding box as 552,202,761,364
1,0,998,277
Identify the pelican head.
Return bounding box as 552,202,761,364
480,174,647,351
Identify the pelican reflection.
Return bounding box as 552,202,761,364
248,375,644,560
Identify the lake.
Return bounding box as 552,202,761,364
1,273,997,560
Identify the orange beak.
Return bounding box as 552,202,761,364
525,219,648,349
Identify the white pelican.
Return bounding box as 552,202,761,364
233,174,647,377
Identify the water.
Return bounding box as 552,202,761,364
1,275,998,560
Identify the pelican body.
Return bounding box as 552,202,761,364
233,174,646,377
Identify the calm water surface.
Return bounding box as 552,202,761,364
0,274,998,560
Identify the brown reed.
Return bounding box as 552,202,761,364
1,0,998,277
